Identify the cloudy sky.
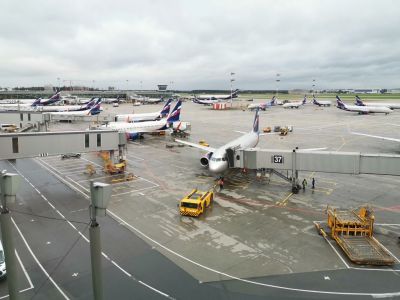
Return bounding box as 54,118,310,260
0,0,399,90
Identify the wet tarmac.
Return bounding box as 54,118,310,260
2,99,400,299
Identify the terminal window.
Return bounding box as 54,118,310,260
85,133,89,148
97,134,101,147
12,137,19,153
20,113,23,121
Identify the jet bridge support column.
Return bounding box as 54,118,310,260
291,148,299,193
109,150,115,164
118,133,127,162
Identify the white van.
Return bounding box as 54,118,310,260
0,240,6,278
0,124,17,132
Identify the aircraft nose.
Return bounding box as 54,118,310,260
209,161,227,174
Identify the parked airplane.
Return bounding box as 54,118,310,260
36,92,62,106
247,96,277,111
193,98,223,105
312,95,331,107
355,95,400,109
102,100,182,139
115,99,173,122
0,98,41,110
49,103,102,116
282,96,307,109
103,96,122,104
175,109,261,174
35,98,100,112
142,97,165,104
194,89,239,101
336,96,392,114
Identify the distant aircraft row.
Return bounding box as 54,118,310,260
244,95,400,115
102,100,184,140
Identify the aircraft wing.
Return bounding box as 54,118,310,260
175,139,216,152
351,132,400,143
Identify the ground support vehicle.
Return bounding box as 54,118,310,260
179,189,214,217
318,206,395,265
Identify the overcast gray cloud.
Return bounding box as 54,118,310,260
0,0,399,89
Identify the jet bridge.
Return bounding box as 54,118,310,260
0,130,126,160
232,148,400,193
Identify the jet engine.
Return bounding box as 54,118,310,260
200,152,213,167
125,132,141,141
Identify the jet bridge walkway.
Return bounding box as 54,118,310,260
231,148,400,192
0,130,126,160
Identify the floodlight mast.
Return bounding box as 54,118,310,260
0,172,21,300
89,180,111,300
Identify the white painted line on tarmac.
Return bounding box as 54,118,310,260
111,185,159,197
0,250,35,299
107,211,400,297
15,250,34,289
80,157,103,167
111,260,132,278
34,158,400,297
79,174,126,182
126,154,145,161
26,159,173,299
65,176,89,192
11,217,70,300
374,238,400,264
136,176,159,188
312,222,350,269
138,280,172,299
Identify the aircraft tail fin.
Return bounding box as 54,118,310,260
336,96,346,109
88,104,101,115
166,100,182,123
31,98,41,106
159,99,172,118
252,108,260,133
355,95,364,106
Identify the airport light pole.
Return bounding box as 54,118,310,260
89,181,111,300
312,79,316,96
0,171,21,300
230,72,235,107
276,73,280,99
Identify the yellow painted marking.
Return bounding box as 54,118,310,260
307,171,315,179
276,192,293,206
317,179,338,186
312,187,333,195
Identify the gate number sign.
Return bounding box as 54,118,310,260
272,155,284,164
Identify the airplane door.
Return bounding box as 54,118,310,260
226,148,234,167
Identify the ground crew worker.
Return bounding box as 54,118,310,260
312,177,315,189
218,177,224,191
302,178,307,190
